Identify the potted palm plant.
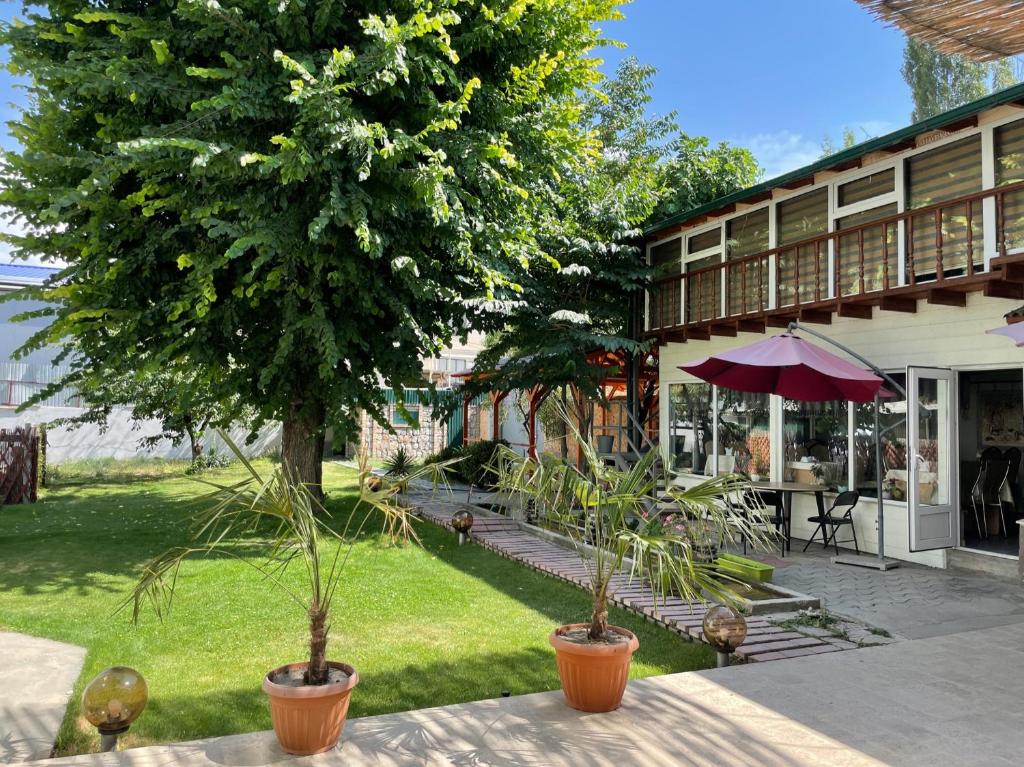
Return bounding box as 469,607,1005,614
127,436,453,754
493,410,772,713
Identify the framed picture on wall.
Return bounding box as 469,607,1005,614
980,391,1024,447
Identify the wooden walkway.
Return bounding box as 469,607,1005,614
413,494,849,663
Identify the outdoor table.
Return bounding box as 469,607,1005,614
748,480,826,552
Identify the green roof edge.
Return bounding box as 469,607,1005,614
644,81,1024,237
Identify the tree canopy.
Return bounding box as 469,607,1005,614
462,57,760,405
902,38,1020,121
1,0,621,488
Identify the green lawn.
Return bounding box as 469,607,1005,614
0,461,713,755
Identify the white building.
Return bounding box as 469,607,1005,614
644,84,1024,571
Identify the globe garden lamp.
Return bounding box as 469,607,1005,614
702,604,748,668
82,667,148,752
451,509,474,545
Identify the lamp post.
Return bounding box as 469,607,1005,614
81,667,148,752
702,604,748,668
451,509,474,545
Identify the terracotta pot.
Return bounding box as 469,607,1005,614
262,661,359,755
549,624,639,713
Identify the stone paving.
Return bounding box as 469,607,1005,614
26,622,1024,766
0,632,85,763
412,493,859,663
754,546,1024,639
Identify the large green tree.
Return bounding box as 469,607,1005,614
902,38,1020,121
52,358,241,461
465,58,672,401
1,0,619,492
463,58,758,447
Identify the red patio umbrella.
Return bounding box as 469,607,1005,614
987,323,1024,346
680,325,898,571
679,333,885,403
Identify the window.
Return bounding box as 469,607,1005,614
783,400,849,488
392,405,420,427
716,390,771,478
668,383,714,474
853,373,907,499
995,118,1024,251
648,238,682,329
726,208,769,314
776,188,828,306
688,227,721,254
835,203,898,295
685,254,722,323
906,136,983,279
838,168,895,207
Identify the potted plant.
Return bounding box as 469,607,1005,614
126,435,453,754
493,411,772,713
811,461,847,492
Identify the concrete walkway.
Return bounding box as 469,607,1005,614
21,621,1024,767
759,546,1024,639
0,633,85,763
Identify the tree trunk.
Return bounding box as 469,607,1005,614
589,592,609,641
558,387,569,460
184,418,202,462
307,602,329,684
282,390,326,501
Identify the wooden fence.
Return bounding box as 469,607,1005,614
0,426,42,504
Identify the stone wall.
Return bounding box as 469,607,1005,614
360,405,447,460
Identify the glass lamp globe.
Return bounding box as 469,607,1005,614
702,604,748,653
82,667,148,734
451,510,474,534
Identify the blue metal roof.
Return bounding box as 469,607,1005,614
0,263,61,285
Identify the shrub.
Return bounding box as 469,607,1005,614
383,446,415,476
422,444,462,466
185,447,233,475
457,439,509,488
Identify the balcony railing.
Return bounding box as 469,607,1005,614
647,181,1024,333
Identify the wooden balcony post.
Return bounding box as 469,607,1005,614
934,207,944,282
907,215,916,286
858,228,866,294
814,242,822,303
966,199,974,276
997,191,1007,259
882,223,890,290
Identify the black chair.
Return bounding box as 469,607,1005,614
972,459,1010,538
980,446,1003,462
734,490,786,557
803,490,860,555
1003,447,1021,516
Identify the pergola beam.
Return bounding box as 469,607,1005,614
855,0,1024,61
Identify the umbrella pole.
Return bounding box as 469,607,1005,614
875,392,885,564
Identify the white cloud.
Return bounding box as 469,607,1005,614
742,130,821,180
734,120,901,181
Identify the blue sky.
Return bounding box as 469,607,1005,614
0,0,914,260
602,0,912,178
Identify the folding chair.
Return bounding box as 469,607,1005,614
803,490,860,555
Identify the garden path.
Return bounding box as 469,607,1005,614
0,632,85,763
410,493,861,662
